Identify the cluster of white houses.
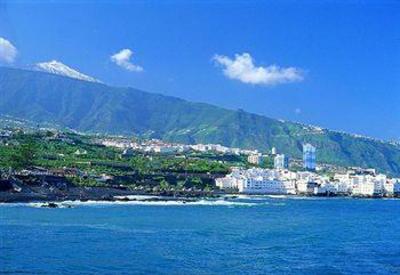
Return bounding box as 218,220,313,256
101,138,400,197
100,138,317,171
219,143,400,197
216,167,400,197
100,138,258,156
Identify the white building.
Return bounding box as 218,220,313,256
248,154,263,165
332,181,351,194
274,154,288,169
384,180,394,196
239,177,295,194
216,168,296,194
152,146,178,154
296,171,318,182
313,182,338,195
351,174,384,196
215,176,239,189
74,149,87,156
296,181,318,195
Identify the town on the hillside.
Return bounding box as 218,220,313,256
100,135,400,197
0,125,399,202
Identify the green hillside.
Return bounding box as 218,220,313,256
0,67,399,175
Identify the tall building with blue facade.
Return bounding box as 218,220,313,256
303,143,316,170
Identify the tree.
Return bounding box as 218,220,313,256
130,156,149,175
9,140,37,170
176,180,185,191
159,179,169,191
203,185,212,192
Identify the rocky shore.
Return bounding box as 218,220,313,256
2,176,395,204
0,176,220,203
0,186,133,203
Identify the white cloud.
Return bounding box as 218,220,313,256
110,48,143,72
213,52,303,86
0,37,17,64
295,108,302,115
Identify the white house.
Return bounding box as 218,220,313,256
351,175,384,196
238,177,295,194
247,154,263,165
274,154,288,169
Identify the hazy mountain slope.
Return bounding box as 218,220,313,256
0,67,399,175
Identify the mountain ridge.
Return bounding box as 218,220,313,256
35,60,101,83
0,66,399,175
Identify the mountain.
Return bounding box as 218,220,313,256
35,60,101,83
0,67,399,175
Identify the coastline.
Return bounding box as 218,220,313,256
1,186,398,206
0,185,222,204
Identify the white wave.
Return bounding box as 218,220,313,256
113,195,159,200
0,202,72,208
27,202,73,208
193,199,258,206
266,195,288,198
6,198,260,208
232,194,288,200
62,199,258,207
284,196,326,200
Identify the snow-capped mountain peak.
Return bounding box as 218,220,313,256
35,60,101,83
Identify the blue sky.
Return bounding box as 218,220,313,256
0,1,399,140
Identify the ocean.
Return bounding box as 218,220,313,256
1,196,400,274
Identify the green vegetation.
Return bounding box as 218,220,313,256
0,131,237,190
1,67,399,175
7,141,36,170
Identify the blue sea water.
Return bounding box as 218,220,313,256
1,196,400,274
